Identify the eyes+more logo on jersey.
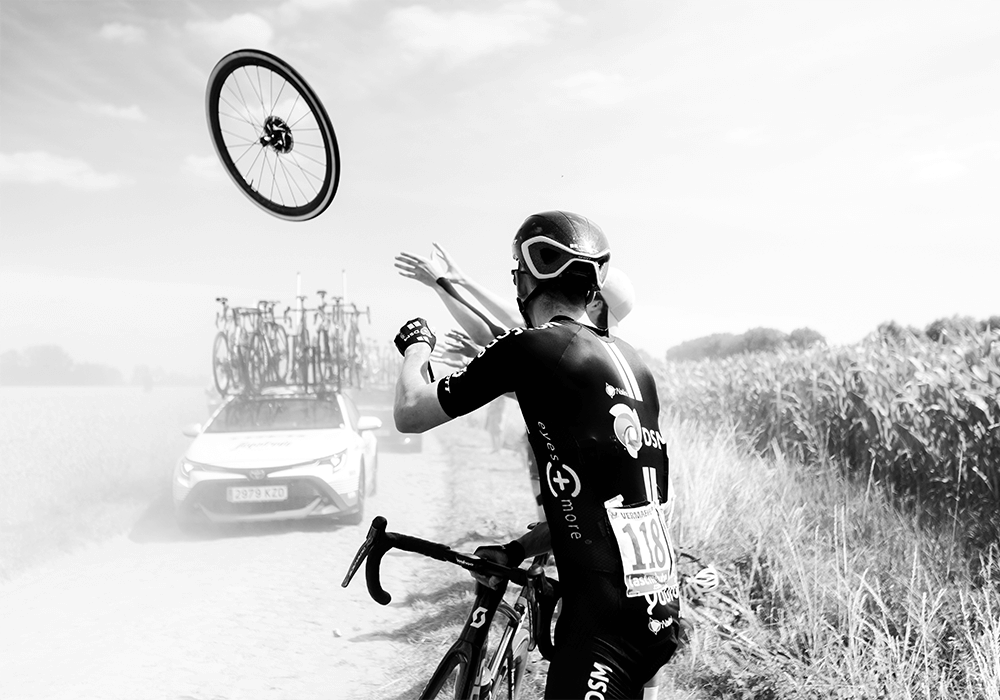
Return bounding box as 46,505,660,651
609,403,665,458
546,461,581,498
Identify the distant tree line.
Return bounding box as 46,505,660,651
666,327,826,362
0,345,205,387
876,315,1000,343
1,346,123,386
666,314,1000,363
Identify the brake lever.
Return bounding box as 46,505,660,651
341,516,386,588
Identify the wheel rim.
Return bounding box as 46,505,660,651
206,50,339,221
272,327,289,383
213,334,231,395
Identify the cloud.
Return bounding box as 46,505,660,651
555,71,630,107
912,160,966,183
910,149,967,183
0,152,128,190
97,22,146,44
387,1,564,64
79,102,147,122
183,155,227,182
187,14,274,51
273,0,357,25
725,127,768,147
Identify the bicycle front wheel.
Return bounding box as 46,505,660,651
483,618,531,700
268,323,289,383
420,653,469,700
212,332,232,396
206,49,340,221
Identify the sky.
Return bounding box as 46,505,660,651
2,0,998,378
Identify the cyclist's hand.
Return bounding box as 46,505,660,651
472,541,526,589
394,318,436,356
431,243,466,285
430,348,470,369
472,545,508,589
394,251,446,288
443,330,481,359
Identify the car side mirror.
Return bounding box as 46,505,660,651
357,416,382,432
182,423,202,438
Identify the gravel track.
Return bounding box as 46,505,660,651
0,434,454,700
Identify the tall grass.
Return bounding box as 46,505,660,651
665,415,1000,699
656,328,1000,550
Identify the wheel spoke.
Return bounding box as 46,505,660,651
286,92,302,125
219,128,258,146
223,79,263,131
290,148,329,170
288,109,317,129
286,152,325,184
256,146,268,193
270,74,287,116
278,156,313,204
219,94,260,131
254,65,267,118
268,151,284,205
229,140,260,168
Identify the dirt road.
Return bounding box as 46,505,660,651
0,434,456,700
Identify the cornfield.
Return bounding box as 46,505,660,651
656,327,1000,548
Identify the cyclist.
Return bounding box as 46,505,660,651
395,245,638,521
393,211,679,700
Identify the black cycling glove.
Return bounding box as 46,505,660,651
394,317,436,356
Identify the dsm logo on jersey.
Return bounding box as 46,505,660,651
610,403,665,458
609,404,642,458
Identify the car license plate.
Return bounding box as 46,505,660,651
226,485,288,503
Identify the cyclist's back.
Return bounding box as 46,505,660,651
439,317,679,698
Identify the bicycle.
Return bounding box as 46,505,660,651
342,303,370,388
283,295,314,388
248,300,289,388
205,49,340,221
342,516,561,700
212,297,259,396
312,290,344,388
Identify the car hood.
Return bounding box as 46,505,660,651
185,430,353,469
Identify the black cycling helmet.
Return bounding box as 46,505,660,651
512,211,611,290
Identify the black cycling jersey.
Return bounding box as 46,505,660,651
437,317,680,699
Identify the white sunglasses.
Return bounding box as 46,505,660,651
518,235,610,284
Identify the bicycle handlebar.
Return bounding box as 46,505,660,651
341,516,560,659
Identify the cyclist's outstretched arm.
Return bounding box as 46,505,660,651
393,333,450,434
433,243,522,330
395,250,499,345
436,286,496,346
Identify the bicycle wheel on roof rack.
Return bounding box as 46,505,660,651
206,49,340,221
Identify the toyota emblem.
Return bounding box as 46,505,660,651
248,469,266,481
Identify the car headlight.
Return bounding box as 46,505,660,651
317,451,347,471
179,459,198,476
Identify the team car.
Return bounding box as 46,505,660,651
174,387,380,527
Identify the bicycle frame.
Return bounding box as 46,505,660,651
342,516,560,700
421,582,509,699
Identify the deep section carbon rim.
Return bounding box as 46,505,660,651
206,49,340,221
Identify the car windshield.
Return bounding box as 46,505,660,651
206,398,346,433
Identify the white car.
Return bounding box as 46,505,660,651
174,388,380,527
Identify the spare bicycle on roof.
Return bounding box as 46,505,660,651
211,284,373,397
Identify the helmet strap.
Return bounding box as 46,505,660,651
516,284,544,328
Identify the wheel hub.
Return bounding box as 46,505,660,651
260,115,294,154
